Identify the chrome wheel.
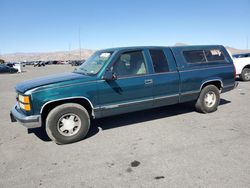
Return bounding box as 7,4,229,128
244,70,250,80
204,91,216,108
57,113,81,136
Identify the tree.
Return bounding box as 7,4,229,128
0,59,5,64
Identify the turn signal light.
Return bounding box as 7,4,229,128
19,103,31,111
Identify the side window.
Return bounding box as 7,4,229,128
112,51,146,77
149,49,169,73
183,49,226,63
205,49,225,61
183,50,206,63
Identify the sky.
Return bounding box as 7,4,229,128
0,0,250,54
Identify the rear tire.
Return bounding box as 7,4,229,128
45,103,90,144
195,85,220,113
240,68,250,81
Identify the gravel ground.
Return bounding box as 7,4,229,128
0,65,250,188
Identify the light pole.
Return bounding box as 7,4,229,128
68,43,71,60
79,27,82,59
247,36,249,50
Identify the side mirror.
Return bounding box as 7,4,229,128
103,70,117,81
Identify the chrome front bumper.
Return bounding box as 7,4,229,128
10,104,41,129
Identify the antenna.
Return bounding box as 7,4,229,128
247,0,250,50
68,43,71,60
78,27,81,59
247,36,249,50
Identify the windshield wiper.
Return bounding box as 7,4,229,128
73,70,95,76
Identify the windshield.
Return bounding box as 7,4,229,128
74,51,113,75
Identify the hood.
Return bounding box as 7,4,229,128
16,72,95,93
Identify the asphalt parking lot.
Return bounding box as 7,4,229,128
0,65,250,188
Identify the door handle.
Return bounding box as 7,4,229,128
145,79,153,85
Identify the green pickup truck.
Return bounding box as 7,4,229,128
10,45,237,144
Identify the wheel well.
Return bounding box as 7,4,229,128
243,65,250,70
201,81,222,91
41,98,93,124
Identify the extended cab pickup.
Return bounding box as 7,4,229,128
10,45,237,144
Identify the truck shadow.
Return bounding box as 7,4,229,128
29,99,231,142
87,99,231,138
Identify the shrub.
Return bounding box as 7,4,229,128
0,59,5,64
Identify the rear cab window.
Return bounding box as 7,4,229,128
149,49,169,73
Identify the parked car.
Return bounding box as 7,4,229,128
70,60,84,66
34,61,45,67
0,64,18,73
6,62,14,67
13,62,25,72
44,61,55,65
51,61,58,65
56,61,69,65
25,61,34,66
10,45,237,144
230,52,250,81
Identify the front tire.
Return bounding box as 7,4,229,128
45,103,90,144
240,68,250,81
195,85,220,113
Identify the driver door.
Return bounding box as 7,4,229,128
97,50,153,117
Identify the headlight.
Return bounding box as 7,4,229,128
18,94,31,111
18,95,30,103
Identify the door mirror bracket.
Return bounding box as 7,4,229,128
103,70,117,81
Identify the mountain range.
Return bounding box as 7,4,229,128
1,46,250,62
0,49,94,62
